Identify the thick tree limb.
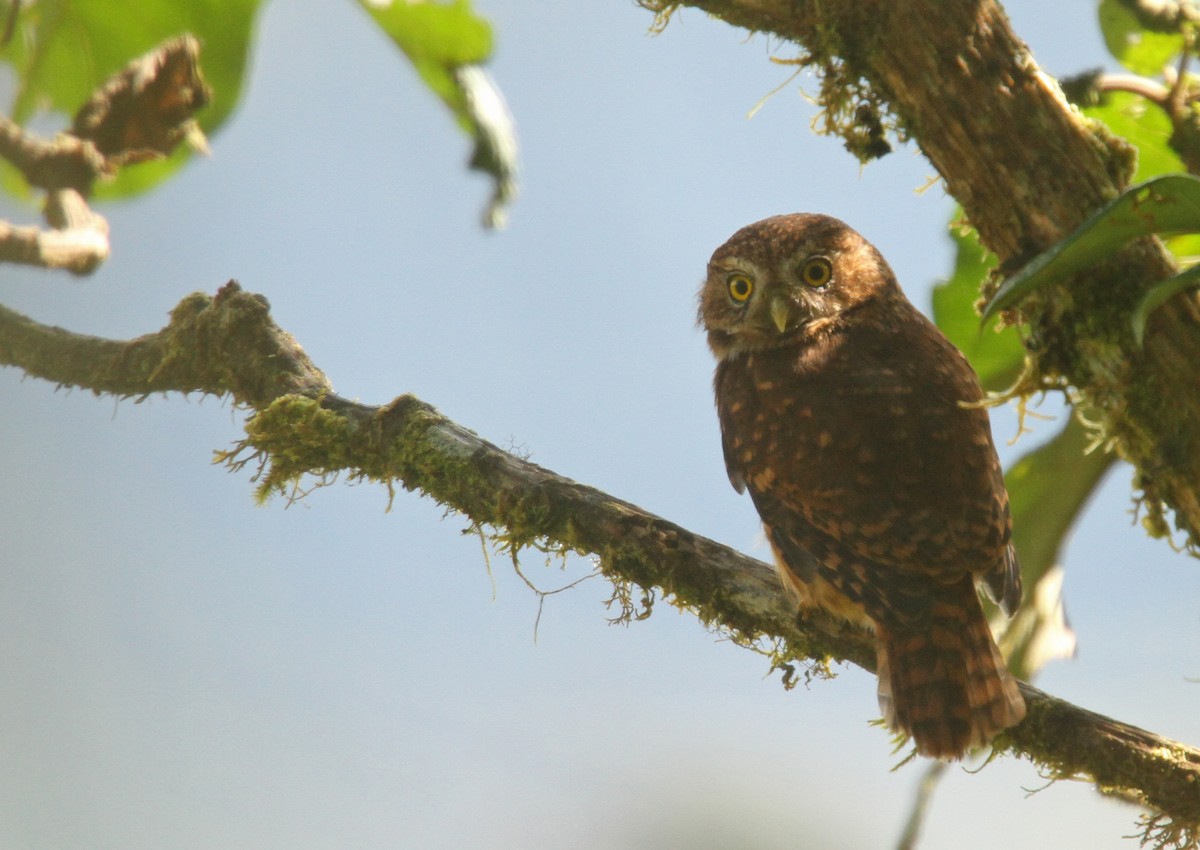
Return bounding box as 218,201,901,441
644,0,1200,553
0,282,1197,832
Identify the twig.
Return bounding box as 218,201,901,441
0,190,108,274
0,117,107,193
0,33,212,274
1,0,19,47
1095,73,1171,105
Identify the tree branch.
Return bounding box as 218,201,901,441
0,189,109,274
0,33,211,275
0,116,107,193
0,120,112,273
1,283,1197,833
643,0,1200,554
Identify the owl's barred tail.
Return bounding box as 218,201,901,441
875,586,1026,759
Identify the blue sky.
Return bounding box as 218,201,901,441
1,1,1197,847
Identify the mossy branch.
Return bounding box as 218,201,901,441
641,0,1200,557
0,283,1197,835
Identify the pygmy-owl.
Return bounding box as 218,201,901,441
699,213,1025,759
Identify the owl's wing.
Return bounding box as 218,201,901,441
751,482,933,626
748,487,820,584
720,427,747,494
754,476,1022,626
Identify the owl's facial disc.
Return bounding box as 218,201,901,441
701,214,902,359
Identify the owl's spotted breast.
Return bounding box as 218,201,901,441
715,295,1010,579
701,213,1025,758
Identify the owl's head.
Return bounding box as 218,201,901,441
698,213,900,359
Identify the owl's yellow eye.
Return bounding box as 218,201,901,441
727,274,754,303
801,257,833,288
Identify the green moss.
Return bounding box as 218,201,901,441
1081,113,1138,189
237,395,353,501
221,390,848,704
641,1,899,164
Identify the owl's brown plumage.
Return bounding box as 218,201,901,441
699,213,1025,759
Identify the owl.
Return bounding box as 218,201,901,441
699,213,1026,759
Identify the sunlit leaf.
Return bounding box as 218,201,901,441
358,0,519,228
983,174,1200,319
1084,90,1183,182
930,225,1026,392
1097,0,1185,75
998,416,1113,679
0,0,260,198
455,64,519,228
1165,231,1200,262
358,0,491,103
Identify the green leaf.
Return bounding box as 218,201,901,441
358,0,518,228
999,416,1113,679
983,173,1200,319
931,225,1026,392
1132,263,1200,345
1097,0,1185,75
358,0,492,109
0,0,261,198
1164,231,1200,262
1084,90,1183,182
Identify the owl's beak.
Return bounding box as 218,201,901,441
769,296,792,334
